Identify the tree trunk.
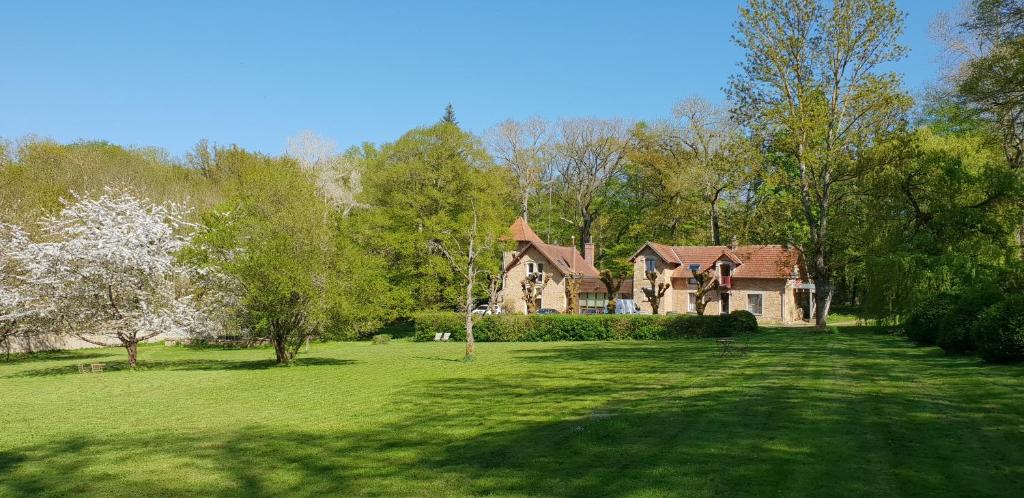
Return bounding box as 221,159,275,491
522,193,529,223
710,198,721,246
464,274,476,360
273,334,289,364
579,210,593,253
812,251,832,329
124,340,139,368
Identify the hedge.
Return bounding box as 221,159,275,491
903,293,957,346
974,295,1024,363
411,312,757,342
936,288,1001,355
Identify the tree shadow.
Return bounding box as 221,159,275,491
3,357,356,378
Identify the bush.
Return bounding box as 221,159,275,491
371,334,391,345
903,293,957,346
729,310,758,335
974,296,1024,363
411,312,754,342
936,288,1001,355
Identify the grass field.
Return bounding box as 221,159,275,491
2,327,1023,497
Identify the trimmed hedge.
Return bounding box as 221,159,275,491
903,293,957,346
411,312,757,342
974,295,1024,363
936,288,1001,355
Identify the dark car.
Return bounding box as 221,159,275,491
536,308,560,315
580,308,605,315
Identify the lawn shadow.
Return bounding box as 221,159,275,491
4,357,356,378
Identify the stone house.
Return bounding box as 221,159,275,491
629,240,811,323
501,218,631,314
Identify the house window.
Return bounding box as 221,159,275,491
747,294,763,316
580,292,608,313
645,258,656,273
687,263,701,284
526,262,544,280
688,293,696,313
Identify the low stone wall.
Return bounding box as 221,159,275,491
3,331,187,354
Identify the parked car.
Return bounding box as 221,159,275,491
581,308,604,315
536,308,560,315
471,304,502,315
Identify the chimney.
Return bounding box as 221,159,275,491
584,242,595,265
729,235,738,250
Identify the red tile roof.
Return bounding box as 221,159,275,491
507,217,543,243
504,218,600,278
507,241,600,278
632,242,800,279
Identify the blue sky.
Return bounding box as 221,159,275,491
1,0,958,157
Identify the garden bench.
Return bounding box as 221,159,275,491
77,364,89,374
90,363,105,373
717,338,747,357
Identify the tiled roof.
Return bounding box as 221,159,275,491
511,241,600,278
503,218,599,278
635,242,799,279
507,217,543,243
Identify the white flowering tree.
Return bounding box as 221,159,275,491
0,224,45,359
5,187,208,367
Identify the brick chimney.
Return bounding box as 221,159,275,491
584,242,595,265
729,235,738,250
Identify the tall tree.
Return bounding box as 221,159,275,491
729,0,912,327
488,118,552,221
674,97,760,245
554,118,632,253
357,122,511,313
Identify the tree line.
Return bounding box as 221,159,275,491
2,0,1022,364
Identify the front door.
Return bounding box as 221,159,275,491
721,292,730,314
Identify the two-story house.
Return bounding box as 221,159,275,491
502,218,631,314
629,240,811,323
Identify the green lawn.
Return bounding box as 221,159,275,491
2,328,1023,497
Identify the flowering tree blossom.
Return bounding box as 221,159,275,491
0,224,46,359
5,187,208,366
286,130,364,215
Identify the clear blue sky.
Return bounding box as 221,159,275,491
1,0,958,157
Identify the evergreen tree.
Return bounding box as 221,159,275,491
441,103,458,125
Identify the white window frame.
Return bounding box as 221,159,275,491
687,292,696,313
747,293,764,316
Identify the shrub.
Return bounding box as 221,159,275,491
974,296,1024,363
371,334,391,345
936,288,1001,355
729,310,758,335
903,293,957,346
665,314,734,338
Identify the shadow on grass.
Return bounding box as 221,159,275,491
4,357,356,378
3,330,1024,496
0,349,114,365
3,375,1023,497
